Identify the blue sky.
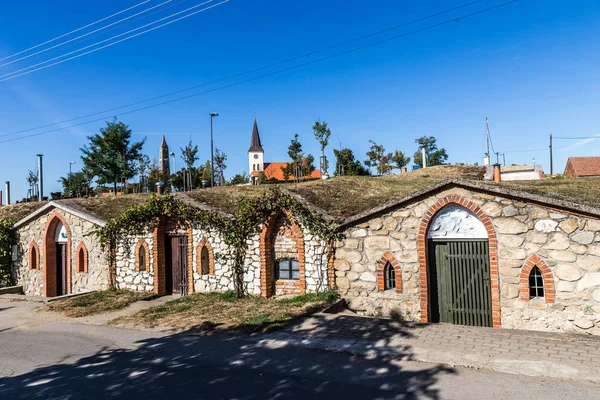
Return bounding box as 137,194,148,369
1,0,600,200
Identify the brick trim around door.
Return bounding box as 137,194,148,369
418,195,500,328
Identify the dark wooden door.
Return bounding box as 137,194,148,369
56,243,67,296
429,240,492,327
166,236,188,295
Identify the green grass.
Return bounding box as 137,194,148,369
46,289,152,317
116,290,338,333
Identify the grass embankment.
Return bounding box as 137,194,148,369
115,291,338,333
46,289,153,317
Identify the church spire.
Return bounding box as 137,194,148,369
248,117,264,153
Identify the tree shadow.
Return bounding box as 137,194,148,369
0,320,454,399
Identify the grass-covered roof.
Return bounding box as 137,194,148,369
0,201,48,222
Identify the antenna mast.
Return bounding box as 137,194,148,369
483,117,491,165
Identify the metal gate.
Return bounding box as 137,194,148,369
166,235,188,296
429,240,492,327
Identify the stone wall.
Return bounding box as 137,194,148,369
115,234,155,292
13,208,108,296
335,187,600,335
191,227,234,293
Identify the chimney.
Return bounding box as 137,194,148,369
0,191,2,206
37,154,44,201
421,148,427,168
493,163,501,183
156,182,164,195
4,181,10,205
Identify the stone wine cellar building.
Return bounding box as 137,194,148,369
2,166,600,336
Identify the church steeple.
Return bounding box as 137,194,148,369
248,118,264,153
159,135,170,179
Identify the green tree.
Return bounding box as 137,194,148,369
214,148,228,186
0,219,15,286
333,148,370,176
313,120,331,175
365,140,392,175
147,158,166,192
25,170,38,201
58,172,90,198
413,136,448,167
198,160,213,183
229,172,249,185
282,134,316,182
80,119,146,195
180,140,199,170
391,150,411,171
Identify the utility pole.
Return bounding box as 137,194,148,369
209,112,219,188
484,117,491,165
549,133,553,176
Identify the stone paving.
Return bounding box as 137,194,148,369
260,312,600,383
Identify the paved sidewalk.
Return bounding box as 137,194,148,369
259,313,600,383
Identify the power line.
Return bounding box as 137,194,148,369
0,0,491,139
553,136,600,140
0,0,521,144
0,0,182,69
0,1,152,63
0,0,225,82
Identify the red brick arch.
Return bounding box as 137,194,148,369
43,212,72,297
135,239,150,272
418,195,500,328
377,252,402,293
520,254,555,304
260,210,306,298
75,241,88,273
152,220,194,296
196,237,215,275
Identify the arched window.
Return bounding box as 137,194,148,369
135,240,150,272
384,262,395,290
200,246,209,275
529,266,544,298
29,241,39,270
75,242,88,273
139,246,147,272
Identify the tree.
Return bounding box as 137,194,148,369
214,148,228,186
180,140,199,170
80,119,146,195
25,170,38,201
282,134,316,182
147,158,166,192
229,172,249,185
58,172,90,198
413,136,448,167
198,160,213,183
333,148,370,176
365,140,392,175
313,120,331,175
391,150,411,171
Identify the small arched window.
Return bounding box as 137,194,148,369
384,262,395,290
29,242,39,270
529,266,544,298
75,242,88,273
78,248,85,272
200,246,209,275
139,246,147,272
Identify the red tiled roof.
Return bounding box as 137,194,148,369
564,157,600,178
263,162,323,182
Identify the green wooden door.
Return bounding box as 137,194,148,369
430,240,492,327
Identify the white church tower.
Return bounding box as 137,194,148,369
248,118,264,184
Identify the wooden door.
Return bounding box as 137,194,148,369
56,244,67,296
167,236,188,295
429,240,492,327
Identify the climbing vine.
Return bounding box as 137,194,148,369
0,219,16,287
94,187,342,297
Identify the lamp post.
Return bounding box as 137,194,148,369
69,161,76,197
209,112,219,187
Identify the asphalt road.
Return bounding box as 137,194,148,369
0,300,598,400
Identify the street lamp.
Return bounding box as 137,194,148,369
169,151,176,192
69,161,76,197
209,112,219,187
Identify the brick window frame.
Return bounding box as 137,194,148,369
42,212,72,297
259,210,306,298
418,195,500,328
196,237,215,275
75,241,88,273
135,239,150,272
29,241,40,270
377,251,402,294
520,254,555,304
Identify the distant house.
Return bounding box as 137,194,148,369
564,157,600,178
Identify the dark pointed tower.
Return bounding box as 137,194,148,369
159,135,170,179
248,118,264,180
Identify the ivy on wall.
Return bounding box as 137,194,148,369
0,219,16,287
94,187,342,297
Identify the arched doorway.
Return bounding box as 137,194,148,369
426,204,492,327
43,213,71,297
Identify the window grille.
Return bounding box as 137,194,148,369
384,262,395,290
529,266,544,298
275,259,300,280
